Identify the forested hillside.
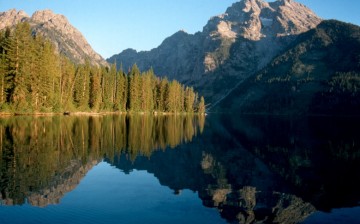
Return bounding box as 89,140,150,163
0,22,205,114
216,20,360,115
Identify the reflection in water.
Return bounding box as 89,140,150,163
106,115,360,223
108,125,315,223
212,115,360,223
0,114,359,223
0,115,204,207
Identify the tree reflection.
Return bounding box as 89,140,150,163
0,114,205,206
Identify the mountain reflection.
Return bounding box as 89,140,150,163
1,114,359,223
106,115,360,223
0,114,204,207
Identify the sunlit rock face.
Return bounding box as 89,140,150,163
108,0,321,104
0,9,107,66
26,160,99,207
0,9,29,30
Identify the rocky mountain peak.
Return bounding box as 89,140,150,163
108,0,323,105
0,9,107,66
29,10,106,66
206,0,322,41
199,0,321,76
269,0,321,36
0,9,29,30
31,9,59,22
242,0,270,13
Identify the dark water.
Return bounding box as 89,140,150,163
0,114,359,223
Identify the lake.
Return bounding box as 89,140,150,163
0,114,359,223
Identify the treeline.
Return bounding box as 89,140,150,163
0,22,205,114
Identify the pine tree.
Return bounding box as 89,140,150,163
128,64,141,112
60,56,76,111
0,30,7,107
119,70,128,112
140,70,154,112
34,38,61,111
109,63,117,109
114,67,127,112
89,66,102,111
101,65,116,110
166,81,176,113
43,40,61,111
198,96,206,114
155,77,168,112
73,61,90,110
166,80,185,113
5,22,34,111
184,87,196,113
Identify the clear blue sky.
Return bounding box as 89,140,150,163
1,0,359,59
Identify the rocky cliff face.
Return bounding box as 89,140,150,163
0,9,107,66
216,20,360,115
0,9,29,30
108,0,321,104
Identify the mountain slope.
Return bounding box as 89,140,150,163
0,9,107,66
216,20,360,115
108,0,321,104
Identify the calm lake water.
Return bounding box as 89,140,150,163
0,114,359,223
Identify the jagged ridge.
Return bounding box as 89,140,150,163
107,0,321,105
0,9,107,66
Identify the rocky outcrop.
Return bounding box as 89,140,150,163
0,9,28,30
108,0,321,105
0,9,107,66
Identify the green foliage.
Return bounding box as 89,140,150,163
89,66,102,110
0,22,205,114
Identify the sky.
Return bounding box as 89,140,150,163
1,0,359,59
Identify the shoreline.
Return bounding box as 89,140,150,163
0,111,206,117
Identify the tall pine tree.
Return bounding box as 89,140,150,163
5,22,34,111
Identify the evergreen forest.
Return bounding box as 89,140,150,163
0,22,205,114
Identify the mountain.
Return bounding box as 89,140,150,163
0,9,107,66
216,20,360,115
107,0,322,105
27,160,98,207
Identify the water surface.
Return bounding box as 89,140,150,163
0,114,359,223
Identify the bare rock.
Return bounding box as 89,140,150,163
0,9,107,67
0,9,29,30
108,0,322,105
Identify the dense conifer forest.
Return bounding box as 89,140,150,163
0,22,205,114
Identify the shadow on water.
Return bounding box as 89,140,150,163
0,114,359,223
